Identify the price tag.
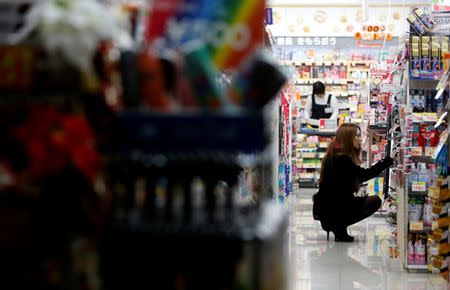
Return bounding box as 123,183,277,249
371,145,379,152
410,221,424,231
411,147,423,156
428,186,440,199
422,113,437,122
302,152,316,158
425,147,435,157
432,220,439,230
411,113,422,123
412,181,427,192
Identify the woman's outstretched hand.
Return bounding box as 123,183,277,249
390,148,399,160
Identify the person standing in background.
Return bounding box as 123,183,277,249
304,81,339,127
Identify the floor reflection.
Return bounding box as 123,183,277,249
287,189,448,290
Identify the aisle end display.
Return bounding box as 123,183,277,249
0,1,292,289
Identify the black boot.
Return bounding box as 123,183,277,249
320,220,334,241
334,227,354,242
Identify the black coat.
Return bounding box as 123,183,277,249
318,153,393,224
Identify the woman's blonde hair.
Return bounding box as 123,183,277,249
319,123,362,184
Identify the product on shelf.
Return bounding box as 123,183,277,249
410,34,448,79
294,133,333,187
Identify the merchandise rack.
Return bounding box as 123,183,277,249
0,1,295,289
103,108,290,290
115,110,267,156
395,46,449,274
279,59,370,123
294,129,335,188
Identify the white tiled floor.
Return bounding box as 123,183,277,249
287,189,449,290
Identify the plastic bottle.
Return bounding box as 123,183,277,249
418,90,426,112
436,94,444,113
429,164,439,187
408,164,418,194
418,162,430,190
426,90,433,112
414,234,427,265
407,234,415,265
423,197,433,226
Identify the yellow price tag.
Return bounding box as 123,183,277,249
412,181,426,192
422,113,437,122
425,147,435,157
432,221,439,230
410,221,424,231
411,147,423,156
428,186,440,199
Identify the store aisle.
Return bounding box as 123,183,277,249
287,189,448,290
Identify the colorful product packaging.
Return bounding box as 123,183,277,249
423,196,433,226
0,46,35,90
441,37,449,69
411,36,421,75
414,234,427,265
421,36,431,74
407,14,427,35
408,234,415,264
145,0,265,70
229,52,287,108
413,8,435,30
431,37,441,72
137,52,174,111
182,42,226,109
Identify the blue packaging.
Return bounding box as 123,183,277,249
407,14,427,35
413,8,434,30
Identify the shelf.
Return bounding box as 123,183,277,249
370,125,388,130
348,61,372,66
298,181,319,188
409,226,432,233
299,156,321,159
298,129,336,136
405,264,429,270
299,165,321,169
298,177,315,181
279,60,371,66
299,153,319,158
408,191,428,196
295,78,366,85
279,60,348,66
298,92,358,98
115,111,267,158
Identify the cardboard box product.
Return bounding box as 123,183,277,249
421,36,431,73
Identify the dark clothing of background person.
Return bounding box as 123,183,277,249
311,94,333,120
